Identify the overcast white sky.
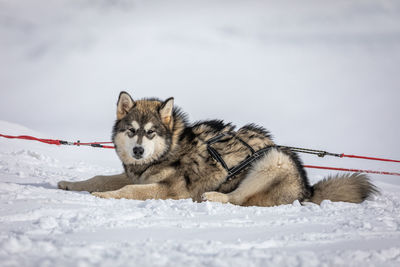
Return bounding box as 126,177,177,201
1,0,399,179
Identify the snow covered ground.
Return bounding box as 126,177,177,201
0,122,399,267
1,0,400,266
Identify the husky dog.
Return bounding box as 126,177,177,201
58,92,378,207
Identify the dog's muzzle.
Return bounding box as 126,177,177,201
133,146,144,159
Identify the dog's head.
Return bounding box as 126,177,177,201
112,91,176,166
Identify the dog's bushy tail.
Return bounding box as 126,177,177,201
310,173,379,204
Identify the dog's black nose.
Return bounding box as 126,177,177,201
133,146,144,158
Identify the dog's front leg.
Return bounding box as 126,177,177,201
92,183,169,200
58,173,131,192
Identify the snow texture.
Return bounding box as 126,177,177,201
1,0,400,266
0,121,399,267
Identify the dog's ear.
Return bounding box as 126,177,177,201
159,97,174,129
117,91,135,120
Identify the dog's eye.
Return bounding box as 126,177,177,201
129,128,136,134
147,130,154,135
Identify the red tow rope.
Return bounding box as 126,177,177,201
0,134,115,149
0,134,63,145
341,154,400,163
1,133,399,176
304,165,400,176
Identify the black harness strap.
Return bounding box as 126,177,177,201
206,132,233,172
206,132,348,184
235,135,255,154
225,146,274,181
206,132,275,182
207,145,230,171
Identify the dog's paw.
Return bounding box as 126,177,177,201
92,191,119,199
201,191,229,203
58,181,72,190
